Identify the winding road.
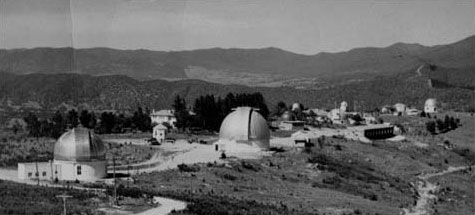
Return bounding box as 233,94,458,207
135,197,186,215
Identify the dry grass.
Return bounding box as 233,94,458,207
429,169,475,215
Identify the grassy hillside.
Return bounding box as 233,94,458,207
0,72,473,122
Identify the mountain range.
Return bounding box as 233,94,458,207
0,36,474,121
1,35,473,88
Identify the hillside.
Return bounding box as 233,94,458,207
0,72,473,122
1,36,473,88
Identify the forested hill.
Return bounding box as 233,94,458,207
1,72,473,116
0,36,473,88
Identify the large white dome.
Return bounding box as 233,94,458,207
54,127,106,162
219,107,270,149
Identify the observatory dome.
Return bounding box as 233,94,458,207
424,98,438,113
281,111,292,121
291,103,301,111
219,107,270,149
340,101,348,112
425,98,437,107
54,127,106,162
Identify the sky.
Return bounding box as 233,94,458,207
0,0,474,54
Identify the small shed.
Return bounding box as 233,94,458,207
153,124,167,143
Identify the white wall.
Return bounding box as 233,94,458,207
18,162,52,180
151,115,176,127
53,160,107,182
153,128,166,142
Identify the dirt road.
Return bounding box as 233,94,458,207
402,165,473,215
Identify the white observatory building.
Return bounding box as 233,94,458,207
213,107,270,153
424,98,438,113
18,127,108,182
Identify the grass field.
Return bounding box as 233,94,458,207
0,179,107,215
0,132,54,168
429,169,475,215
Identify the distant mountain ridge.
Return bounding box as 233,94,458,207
1,35,473,87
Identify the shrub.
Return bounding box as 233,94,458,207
178,163,201,172
241,161,261,171
222,173,237,181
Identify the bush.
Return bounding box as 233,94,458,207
452,148,475,165
222,173,237,181
241,161,261,171
178,163,201,172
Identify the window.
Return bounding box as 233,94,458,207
42,171,47,177
28,172,32,177
77,166,82,175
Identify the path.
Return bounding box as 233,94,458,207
135,196,186,215
402,165,473,215
415,65,424,76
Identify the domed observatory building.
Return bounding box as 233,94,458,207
213,107,270,153
18,127,107,182
53,127,107,181
424,98,438,113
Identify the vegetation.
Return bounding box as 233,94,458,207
0,180,106,215
174,92,269,132
21,107,152,138
0,133,54,167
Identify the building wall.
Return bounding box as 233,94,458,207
424,106,437,113
151,116,176,127
18,162,53,180
153,128,166,142
214,141,262,153
364,127,394,139
53,160,107,182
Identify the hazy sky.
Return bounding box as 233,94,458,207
1,0,474,54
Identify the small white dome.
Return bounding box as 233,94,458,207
54,127,106,162
291,103,301,111
219,107,270,149
281,111,292,121
425,98,437,107
340,101,348,112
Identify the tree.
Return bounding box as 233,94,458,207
132,107,151,132
79,110,95,128
426,121,436,135
173,95,191,132
24,112,40,137
51,111,66,138
66,109,79,128
436,119,446,132
444,115,451,130
420,111,426,117
98,112,116,134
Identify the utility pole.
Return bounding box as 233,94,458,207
113,155,118,206
35,160,39,186
56,194,72,215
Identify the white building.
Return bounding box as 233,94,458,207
213,107,270,153
279,121,305,131
394,103,406,116
150,109,176,128
18,127,107,182
424,98,438,113
153,124,167,143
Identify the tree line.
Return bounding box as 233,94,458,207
173,92,270,132
425,115,460,135
23,107,152,138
